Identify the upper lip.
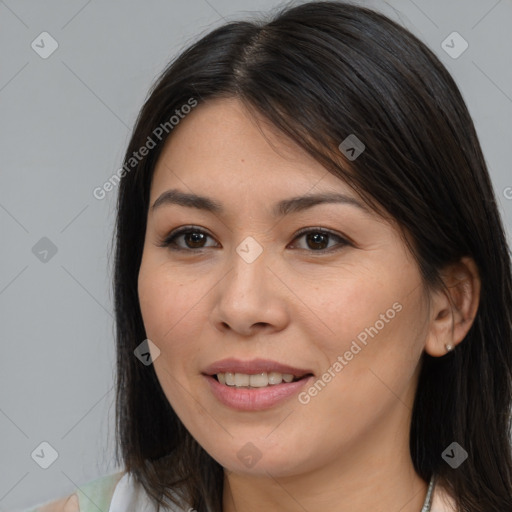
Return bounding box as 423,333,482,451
203,358,314,378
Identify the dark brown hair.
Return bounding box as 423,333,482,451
112,2,512,510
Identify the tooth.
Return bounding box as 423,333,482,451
234,373,250,387
249,372,268,387
267,371,283,385
215,371,300,387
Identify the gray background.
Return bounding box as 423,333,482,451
1,0,511,510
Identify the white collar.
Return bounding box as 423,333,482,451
109,472,161,512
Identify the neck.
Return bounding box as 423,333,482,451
223,459,427,512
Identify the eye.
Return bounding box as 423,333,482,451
157,226,218,251
288,227,350,253
157,226,350,253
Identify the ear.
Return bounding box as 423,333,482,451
424,256,481,357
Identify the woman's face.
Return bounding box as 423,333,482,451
138,97,431,477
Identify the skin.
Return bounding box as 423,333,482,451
137,97,480,512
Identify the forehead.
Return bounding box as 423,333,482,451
150,97,354,199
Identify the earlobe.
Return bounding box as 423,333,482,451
424,257,481,357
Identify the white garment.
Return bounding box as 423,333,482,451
430,483,457,512
109,472,190,512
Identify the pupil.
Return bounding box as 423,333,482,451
187,232,204,248
308,233,327,250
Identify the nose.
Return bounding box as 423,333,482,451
211,242,289,337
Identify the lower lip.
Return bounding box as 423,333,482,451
204,374,314,411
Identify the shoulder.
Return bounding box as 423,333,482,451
28,471,190,512
25,471,126,512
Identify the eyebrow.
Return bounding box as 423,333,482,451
150,188,368,217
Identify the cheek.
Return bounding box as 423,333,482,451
310,267,427,391
310,272,395,350
138,271,168,340
326,294,426,409
138,265,202,409
294,299,426,448
138,267,192,373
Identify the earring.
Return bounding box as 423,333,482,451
445,343,454,352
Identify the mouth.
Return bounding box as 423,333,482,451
202,358,314,410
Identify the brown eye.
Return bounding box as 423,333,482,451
305,232,330,250
290,228,349,253
158,227,217,251
181,231,208,249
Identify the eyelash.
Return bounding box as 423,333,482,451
157,225,351,254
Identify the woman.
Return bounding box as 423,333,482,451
26,1,512,511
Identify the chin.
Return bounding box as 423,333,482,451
198,438,308,477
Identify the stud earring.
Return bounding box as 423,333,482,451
445,343,454,352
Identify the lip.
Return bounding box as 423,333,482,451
202,358,315,411
204,374,314,411
202,358,313,378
